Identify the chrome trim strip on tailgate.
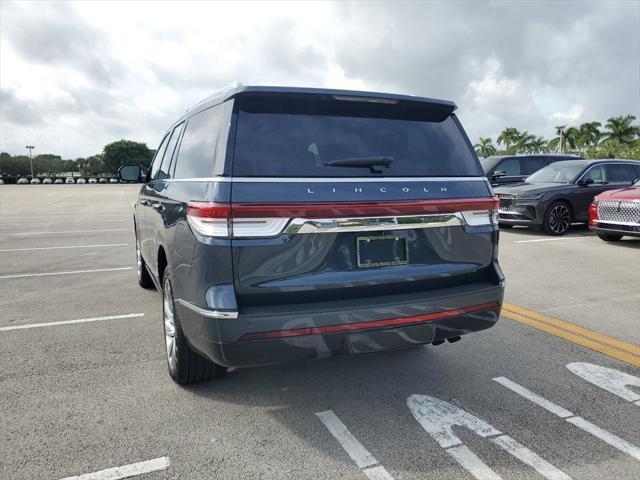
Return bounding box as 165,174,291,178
284,213,465,234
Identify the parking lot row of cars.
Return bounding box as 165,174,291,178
480,154,640,238
5,177,122,185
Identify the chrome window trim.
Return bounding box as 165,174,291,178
575,162,639,184
162,176,487,183
175,298,238,319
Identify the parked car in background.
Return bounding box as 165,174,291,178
589,179,640,241
495,159,640,235
99,178,108,184
109,178,118,183
65,177,75,184
17,178,29,184
42,178,53,184
30,178,41,184
88,178,98,184
54,178,64,184
120,85,504,385
77,178,86,184
0,178,4,185
480,154,582,186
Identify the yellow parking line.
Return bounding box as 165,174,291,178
504,303,640,356
501,303,640,367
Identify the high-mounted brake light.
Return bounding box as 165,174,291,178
332,95,399,104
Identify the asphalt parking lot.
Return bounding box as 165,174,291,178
1,185,639,480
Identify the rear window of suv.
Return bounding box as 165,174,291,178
232,96,481,177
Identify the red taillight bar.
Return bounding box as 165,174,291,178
188,198,499,219
239,302,499,341
187,202,231,219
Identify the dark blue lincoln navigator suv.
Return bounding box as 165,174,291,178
119,86,505,385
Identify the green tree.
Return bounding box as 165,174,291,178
514,131,535,153
87,154,104,175
579,121,602,147
102,140,154,174
33,154,63,176
497,127,520,152
474,137,497,158
603,115,639,145
564,127,584,150
529,137,547,153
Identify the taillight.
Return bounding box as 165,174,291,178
187,202,231,237
187,198,500,238
589,199,599,225
187,202,289,238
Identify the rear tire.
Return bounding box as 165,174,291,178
543,201,572,236
136,239,154,289
597,233,623,242
162,271,219,385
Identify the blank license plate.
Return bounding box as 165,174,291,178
356,236,408,268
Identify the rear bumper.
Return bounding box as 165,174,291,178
177,278,504,368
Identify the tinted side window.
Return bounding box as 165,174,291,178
606,164,637,183
149,134,170,180
496,158,521,176
173,105,223,179
524,157,547,175
156,123,184,180
583,165,606,183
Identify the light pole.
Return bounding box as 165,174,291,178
25,145,35,177
554,126,565,154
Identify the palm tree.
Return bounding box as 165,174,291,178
529,137,547,154
514,131,536,153
474,138,497,158
579,121,602,147
603,115,639,145
497,128,520,151
564,127,584,150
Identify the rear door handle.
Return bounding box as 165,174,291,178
151,202,165,212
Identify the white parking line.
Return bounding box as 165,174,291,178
0,313,144,332
0,228,127,236
0,222,125,230
407,394,571,480
58,456,170,480
494,376,640,461
315,410,395,480
515,237,586,244
0,267,133,279
567,362,640,404
0,243,128,253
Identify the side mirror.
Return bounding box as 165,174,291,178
492,171,507,180
118,164,142,183
578,178,594,186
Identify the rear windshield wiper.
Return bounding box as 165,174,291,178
324,156,393,173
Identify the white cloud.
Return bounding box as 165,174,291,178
0,0,638,158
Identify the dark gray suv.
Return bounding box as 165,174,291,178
120,86,505,385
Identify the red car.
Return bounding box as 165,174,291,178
589,179,640,241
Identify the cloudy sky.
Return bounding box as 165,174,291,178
1,0,638,158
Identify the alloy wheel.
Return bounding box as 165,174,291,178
163,279,177,373
549,204,571,234
136,242,143,280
